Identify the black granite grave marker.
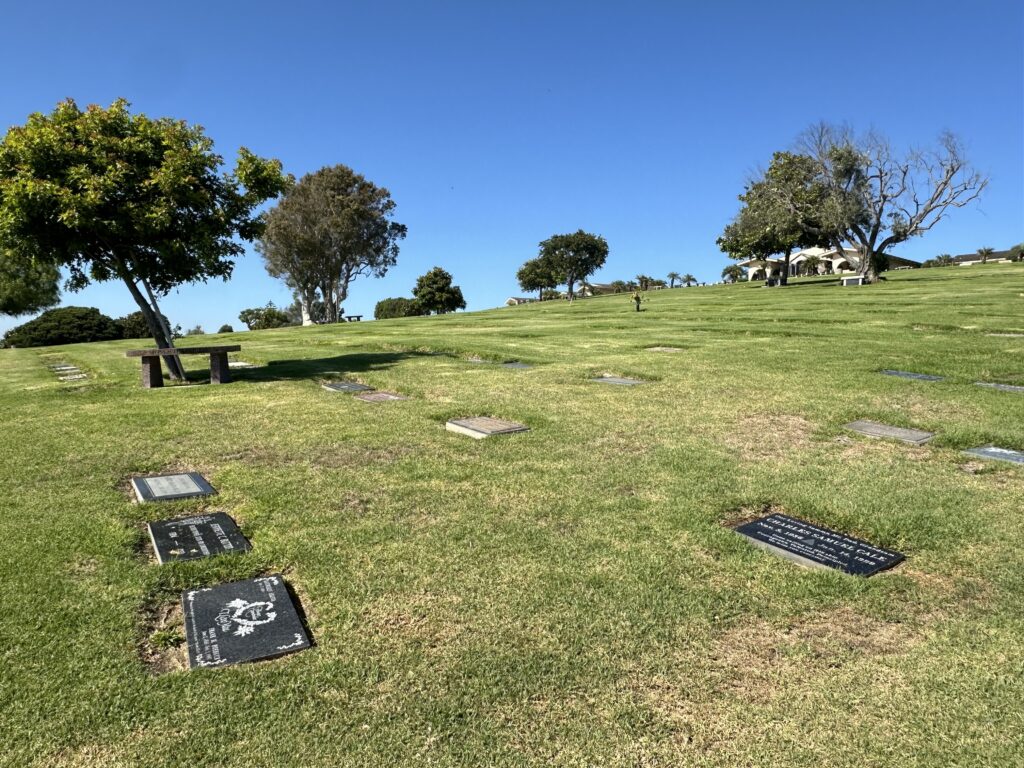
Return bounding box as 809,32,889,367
182,574,310,669
963,445,1024,464
131,472,216,502
322,381,373,393
881,370,945,382
735,513,904,576
148,512,251,564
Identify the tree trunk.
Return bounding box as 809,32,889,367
299,287,317,325
122,277,185,381
779,249,792,286
566,278,575,301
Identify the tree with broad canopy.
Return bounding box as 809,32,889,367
0,99,287,379
537,230,609,301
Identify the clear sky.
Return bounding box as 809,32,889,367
1,0,1021,334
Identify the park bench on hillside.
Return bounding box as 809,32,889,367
125,345,242,388
345,314,363,322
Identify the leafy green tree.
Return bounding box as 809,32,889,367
259,164,406,325
238,303,291,330
116,310,172,339
634,274,651,290
721,264,745,283
537,230,609,300
667,271,681,288
184,325,204,336
609,280,629,293
516,256,560,301
718,152,830,286
0,99,287,379
0,252,60,316
412,267,466,314
976,246,994,264
800,255,822,276
217,324,234,334
374,297,424,319
1009,243,1024,262
2,306,120,348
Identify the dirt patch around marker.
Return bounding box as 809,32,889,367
720,502,784,529
138,600,188,676
723,414,815,461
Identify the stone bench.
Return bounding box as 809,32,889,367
125,345,242,388
345,315,363,322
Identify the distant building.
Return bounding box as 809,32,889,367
505,296,535,306
736,246,920,281
950,248,1017,266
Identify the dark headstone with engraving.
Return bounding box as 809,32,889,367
182,575,311,669
131,472,216,502
148,512,251,564
962,445,1024,464
881,370,944,382
735,513,904,576
322,381,373,393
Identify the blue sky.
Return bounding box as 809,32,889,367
1,0,1021,334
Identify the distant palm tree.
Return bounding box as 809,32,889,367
977,246,994,264
935,253,954,266
634,274,651,290
667,271,681,288
801,255,822,276
682,273,697,287
721,264,744,283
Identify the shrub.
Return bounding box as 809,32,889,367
184,325,204,336
2,306,121,348
217,324,234,334
116,310,173,339
238,303,292,330
374,297,423,320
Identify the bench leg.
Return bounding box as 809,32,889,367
210,353,231,384
140,356,163,389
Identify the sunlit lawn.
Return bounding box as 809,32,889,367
1,264,1023,766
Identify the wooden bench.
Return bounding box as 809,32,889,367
125,345,242,388
345,315,363,322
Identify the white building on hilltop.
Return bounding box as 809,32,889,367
736,246,920,281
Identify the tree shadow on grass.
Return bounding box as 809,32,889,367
228,351,447,383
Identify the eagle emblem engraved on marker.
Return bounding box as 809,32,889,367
223,599,277,636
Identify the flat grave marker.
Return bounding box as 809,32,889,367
881,370,945,382
322,381,374,393
735,512,904,576
466,357,491,364
844,419,935,445
354,391,409,403
646,346,682,353
182,574,310,669
59,373,87,381
986,333,1024,338
148,512,251,564
131,472,216,503
228,361,255,369
590,375,644,386
962,445,1024,465
502,361,531,369
50,364,78,371
975,382,1024,394
446,416,529,439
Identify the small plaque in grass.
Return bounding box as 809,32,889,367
59,373,87,381
881,370,945,382
974,382,1024,394
503,361,531,369
735,513,904,576
962,445,1024,464
182,574,310,669
148,512,251,564
322,381,374,393
645,346,681,352
591,375,644,386
844,419,935,445
446,416,529,439
50,364,78,371
228,361,255,369
354,391,408,403
131,472,216,503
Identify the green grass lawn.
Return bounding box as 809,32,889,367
2,265,1023,767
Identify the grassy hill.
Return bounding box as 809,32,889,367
1,264,1023,767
